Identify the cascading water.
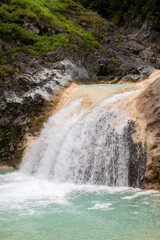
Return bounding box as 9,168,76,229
1,81,160,240
21,84,144,187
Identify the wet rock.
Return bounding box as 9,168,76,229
22,22,40,35
123,120,147,188
137,78,160,189
0,55,83,166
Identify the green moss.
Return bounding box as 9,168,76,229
118,35,124,42
102,48,109,54
0,64,15,78
110,56,117,65
0,0,100,55
144,142,148,151
0,51,5,64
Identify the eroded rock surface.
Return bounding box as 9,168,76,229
137,78,160,189
0,57,88,167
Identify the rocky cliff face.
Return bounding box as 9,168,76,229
137,78,160,189
0,55,89,167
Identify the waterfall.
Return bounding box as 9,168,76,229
21,84,146,187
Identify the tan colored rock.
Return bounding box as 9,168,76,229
136,75,160,189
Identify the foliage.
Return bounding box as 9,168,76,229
78,0,160,24
0,0,99,56
1,0,158,60
0,51,5,64
0,64,15,78
79,0,112,18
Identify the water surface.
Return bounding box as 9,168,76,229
0,170,160,240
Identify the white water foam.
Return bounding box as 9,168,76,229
122,190,159,200
88,202,113,211
0,171,139,211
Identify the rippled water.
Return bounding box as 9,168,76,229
0,170,160,240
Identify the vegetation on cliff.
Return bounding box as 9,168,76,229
0,0,104,58
78,0,160,24
1,0,159,67
0,0,106,80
